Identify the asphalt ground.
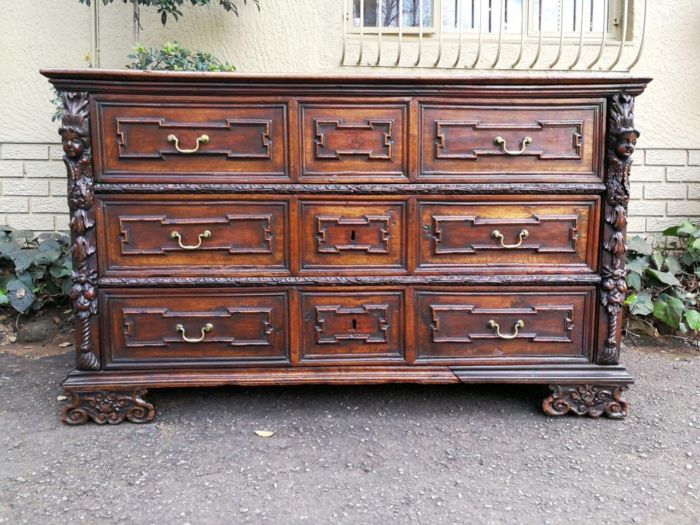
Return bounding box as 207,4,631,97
0,343,697,524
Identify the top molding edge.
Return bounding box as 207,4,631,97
41,69,652,96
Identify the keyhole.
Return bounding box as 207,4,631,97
351,318,357,330
350,230,356,242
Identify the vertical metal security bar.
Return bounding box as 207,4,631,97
529,0,544,68
415,0,424,66
491,0,505,68
608,0,629,70
356,0,365,65
511,0,527,68
587,0,608,69
375,0,383,65
91,0,101,67
434,0,445,66
468,0,484,68
453,0,465,67
395,0,404,65
549,1,566,68
569,0,586,69
628,0,648,70
341,0,348,65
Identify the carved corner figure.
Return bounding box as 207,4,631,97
59,91,100,371
543,385,628,419
62,390,156,425
600,93,639,365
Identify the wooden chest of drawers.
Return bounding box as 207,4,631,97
42,70,650,424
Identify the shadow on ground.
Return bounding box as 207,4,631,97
0,345,697,524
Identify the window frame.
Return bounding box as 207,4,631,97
346,0,629,42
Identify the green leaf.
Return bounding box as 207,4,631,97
626,291,654,316
653,294,685,330
12,250,37,274
0,291,8,305
627,236,653,255
651,251,664,270
645,268,681,287
664,255,683,276
663,220,697,238
626,272,642,291
6,278,35,313
626,256,649,274
684,309,700,331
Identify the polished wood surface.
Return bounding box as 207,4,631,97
42,70,650,423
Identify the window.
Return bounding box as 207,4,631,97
349,0,628,40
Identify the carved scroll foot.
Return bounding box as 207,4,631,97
542,384,628,419
61,390,156,425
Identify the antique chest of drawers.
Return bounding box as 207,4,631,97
41,70,650,424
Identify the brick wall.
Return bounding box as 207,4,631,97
0,143,699,235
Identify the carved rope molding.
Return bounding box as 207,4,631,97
59,91,100,371
599,93,639,365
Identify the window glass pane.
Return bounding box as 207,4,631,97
353,0,433,28
443,0,523,34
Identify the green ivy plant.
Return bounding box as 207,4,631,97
127,42,236,71
0,228,72,314
79,0,260,25
625,220,700,339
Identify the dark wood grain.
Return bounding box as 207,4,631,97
44,70,650,423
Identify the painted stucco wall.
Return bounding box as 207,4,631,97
0,0,699,232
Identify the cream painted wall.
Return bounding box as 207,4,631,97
1,0,699,148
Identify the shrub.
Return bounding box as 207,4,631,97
0,228,72,315
127,42,236,71
625,220,700,340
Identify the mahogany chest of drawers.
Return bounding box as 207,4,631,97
41,70,650,424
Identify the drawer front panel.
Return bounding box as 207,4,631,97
300,291,405,364
415,288,594,362
300,104,408,180
102,290,289,368
98,199,289,275
97,102,288,181
418,198,599,272
300,201,406,272
420,103,602,180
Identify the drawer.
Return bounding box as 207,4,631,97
97,198,289,276
419,102,602,181
415,288,594,363
417,197,599,273
101,289,290,369
300,291,405,364
299,200,406,272
300,103,408,181
95,100,289,182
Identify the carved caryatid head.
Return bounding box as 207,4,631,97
58,91,89,159
608,94,640,160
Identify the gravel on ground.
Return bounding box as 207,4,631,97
0,343,697,525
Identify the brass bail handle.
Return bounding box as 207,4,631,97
175,323,213,343
491,229,529,249
494,135,533,155
167,133,209,154
487,319,525,340
170,230,212,250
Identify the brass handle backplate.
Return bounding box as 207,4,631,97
494,135,533,155
487,319,524,340
175,322,213,343
167,133,209,154
170,230,211,250
491,229,529,249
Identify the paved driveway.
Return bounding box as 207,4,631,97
0,345,697,524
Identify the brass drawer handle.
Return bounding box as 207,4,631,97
494,135,532,155
487,319,524,340
491,229,529,249
167,133,209,154
175,322,213,343
170,230,211,250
